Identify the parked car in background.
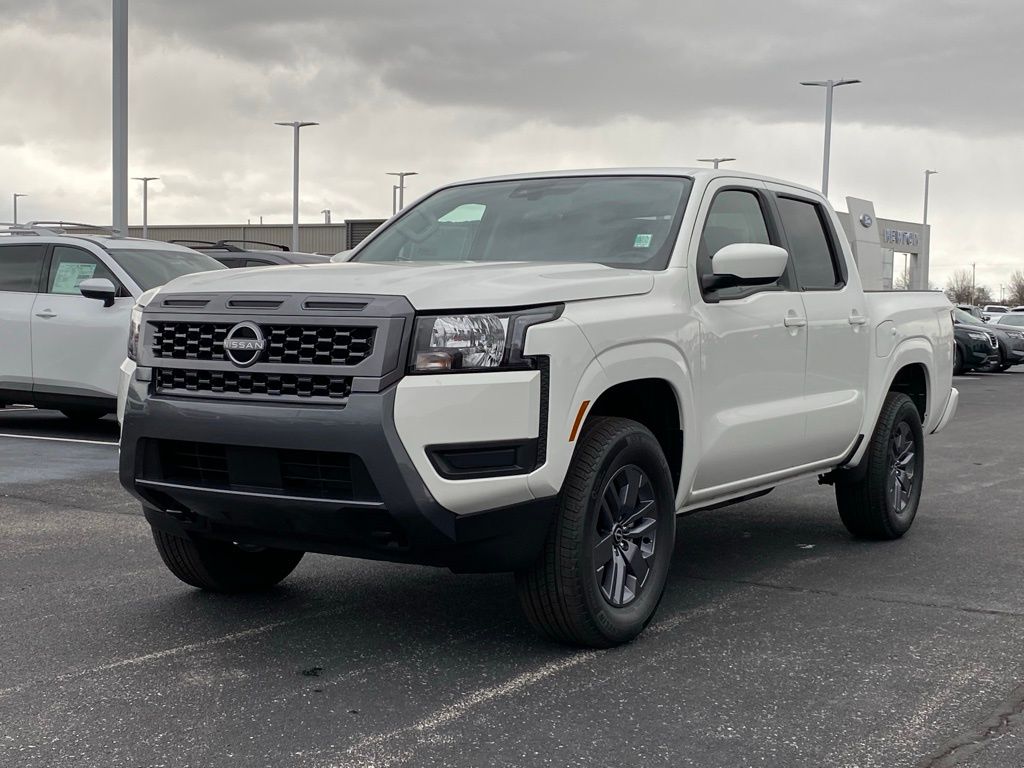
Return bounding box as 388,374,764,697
956,304,987,322
0,223,226,420
118,168,957,647
953,322,1000,374
992,313,1024,329
983,304,1008,315
171,240,331,268
951,307,1020,372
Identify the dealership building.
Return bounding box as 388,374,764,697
837,197,929,290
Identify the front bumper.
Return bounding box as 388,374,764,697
118,374,555,573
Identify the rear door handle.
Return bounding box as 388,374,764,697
783,315,807,328
34,311,57,319
848,313,868,326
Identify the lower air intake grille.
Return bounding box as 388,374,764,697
155,368,352,403
152,440,380,502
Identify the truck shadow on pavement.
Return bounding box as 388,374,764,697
132,491,870,668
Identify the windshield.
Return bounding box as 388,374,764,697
108,248,227,291
952,308,984,325
996,314,1024,327
353,176,693,270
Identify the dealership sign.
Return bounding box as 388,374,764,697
882,227,920,249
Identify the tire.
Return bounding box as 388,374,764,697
835,392,924,540
152,527,304,592
952,345,964,376
515,417,676,647
60,407,108,422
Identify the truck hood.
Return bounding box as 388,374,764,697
158,261,655,310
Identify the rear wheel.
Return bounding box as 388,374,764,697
516,417,676,647
152,527,304,592
835,392,924,540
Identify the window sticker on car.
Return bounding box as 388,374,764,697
633,233,653,248
53,262,97,294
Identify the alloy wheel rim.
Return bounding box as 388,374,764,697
887,421,916,516
593,465,659,607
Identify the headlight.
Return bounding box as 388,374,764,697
967,331,988,341
127,305,144,361
1007,331,1024,340
410,305,562,372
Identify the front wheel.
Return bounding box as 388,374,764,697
835,392,924,540
60,407,107,422
516,417,676,647
152,527,304,592
952,345,964,376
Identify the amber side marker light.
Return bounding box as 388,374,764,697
568,400,591,442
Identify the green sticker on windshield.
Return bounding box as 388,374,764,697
633,233,653,249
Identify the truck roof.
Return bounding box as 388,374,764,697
451,167,824,197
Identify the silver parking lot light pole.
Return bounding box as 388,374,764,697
132,176,158,238
919,170,937,290
697,157,736,169
275,121,319,251
321,208,331,224
112,0,128,236
387,172,418,212
800,78,861,197
12,193,27,224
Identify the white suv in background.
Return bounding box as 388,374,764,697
0,224,226,421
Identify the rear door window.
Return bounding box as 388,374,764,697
0,244,48,292
776,196,844,290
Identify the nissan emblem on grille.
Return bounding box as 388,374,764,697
223,322,266,367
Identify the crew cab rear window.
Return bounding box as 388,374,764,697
776,196,843,290
0,244,47,292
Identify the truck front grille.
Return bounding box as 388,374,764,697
153,439,380,502
150,321,375,366
155,368,352,403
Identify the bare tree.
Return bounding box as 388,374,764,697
1008,270,1024,306
945,269,975,304
894,266,911,290
974,285,993,305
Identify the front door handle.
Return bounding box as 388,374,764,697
848,313,868,326
783,315,807,328
34,311,57,319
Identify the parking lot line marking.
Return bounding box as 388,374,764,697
0,433,118,447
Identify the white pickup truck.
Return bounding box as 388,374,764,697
118,169,957,647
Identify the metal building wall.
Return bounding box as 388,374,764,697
124,221,384,254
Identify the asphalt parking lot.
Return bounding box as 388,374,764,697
2,373,1023,768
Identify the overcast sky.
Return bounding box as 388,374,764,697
1,0,1022,292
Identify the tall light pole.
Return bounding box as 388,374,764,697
971,262,977,306
12,193,27,224
387,172,418,213
112,0,128,236
132,176,158,238
800,78,861,197
321,208,331,224
275,120,318,251
919,169,937,291
697,157,736,169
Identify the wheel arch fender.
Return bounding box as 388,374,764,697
528,340,698,510
849,336,943,467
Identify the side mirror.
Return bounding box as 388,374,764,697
79,277,117,307
330,249,353,263
704,243,789,294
